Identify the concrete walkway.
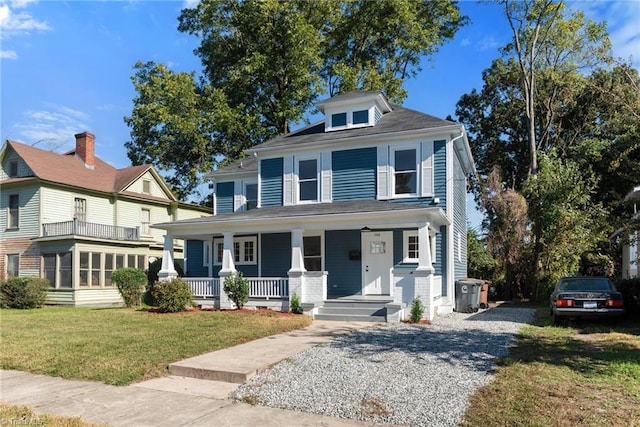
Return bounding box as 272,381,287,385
1,320,386,427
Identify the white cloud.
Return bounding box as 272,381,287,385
460,38,471,47
14,104,91,151
0,0,50,39
1,49,17,59
570,0,640,69
476,36,499,51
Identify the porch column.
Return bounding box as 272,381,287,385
220,231,236,275
416,221,434,273
288,228,306,310
218,231,236,309
415,221,435,320
158,234,178,282
289,228,306,273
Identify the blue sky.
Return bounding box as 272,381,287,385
1,0,639,226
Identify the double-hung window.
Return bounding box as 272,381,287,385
140,208,151,235
74,198,87,221
7,254,19,277
213,236,257,265
298,158,318,202
8,194,19,228
245,183,258,210
303,236,322,271
393,149,417,195
403,230,436,264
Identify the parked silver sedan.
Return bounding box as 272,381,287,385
550,276,624,326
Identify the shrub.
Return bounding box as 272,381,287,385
111,268,147,307
409,297,424,323
615,278,640,318
224,272,249,309
145,258,184,305
290,293,302,314
152,278,194,313
0,277,50,309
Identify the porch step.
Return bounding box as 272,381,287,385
315,298,392,322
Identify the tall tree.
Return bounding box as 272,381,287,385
125,0,466,199
499,0,610,176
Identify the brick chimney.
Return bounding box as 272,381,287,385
74,131,95,169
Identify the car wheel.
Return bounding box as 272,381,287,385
552,313,563,327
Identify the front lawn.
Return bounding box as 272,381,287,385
0,307,311,386
462,309,640,426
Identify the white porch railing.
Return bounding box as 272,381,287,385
249,277,289,298
432,275,443,299
183,277,289,299
184,278,220,298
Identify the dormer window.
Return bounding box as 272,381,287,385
9,160,18,177
331,113,347,128
353,110,368,125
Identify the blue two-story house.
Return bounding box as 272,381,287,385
154,91,476,322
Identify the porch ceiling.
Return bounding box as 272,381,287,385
153,200,449,239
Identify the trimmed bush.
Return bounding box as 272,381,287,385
290,293,302,314
0,277,50,309
409,297,425,323
224,272,249,309
152,278,194,313
112,268,147,307
145,258,184,306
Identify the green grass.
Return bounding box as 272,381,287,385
462,308,640,427
0,307,311,386
0,403,105,426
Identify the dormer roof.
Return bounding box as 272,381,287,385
314,90,393,114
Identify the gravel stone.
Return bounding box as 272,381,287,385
232,307,535,426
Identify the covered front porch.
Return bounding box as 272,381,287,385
153,201,451,322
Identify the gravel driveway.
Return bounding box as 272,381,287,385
232,307,535,427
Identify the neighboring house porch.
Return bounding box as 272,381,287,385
154,200,452,322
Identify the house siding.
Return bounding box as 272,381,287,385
41,187,114,225
260,158,284,207
1,148,33,179
186,240,208,277
126,170,167,198
261,232,290,277
216,182,234,214
453,152,468,280
332,147,377,201
1,184,40,238
325,230,361,298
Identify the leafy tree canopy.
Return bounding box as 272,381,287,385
125,0,467,199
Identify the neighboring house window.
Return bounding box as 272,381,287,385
104,254,114,286
137,255,146,270
116,254,124,270
393,149,417,195
7,254,19,277
143,179,151,194
43,252,73,288
353,109,369,125
213,236,257,265
43,254,56,286
74,198,87,221
245,183,258,210
80,252,90,287
203,241,211,267
303,236,322,271
128,254,136,268
298,158,318,202
331,112,347,127
8,194,19,228
92,253,102,287
8,160,18,177
141,209,151,235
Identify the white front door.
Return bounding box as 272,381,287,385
362,231,393,295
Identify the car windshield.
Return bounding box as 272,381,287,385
557,278,612,291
